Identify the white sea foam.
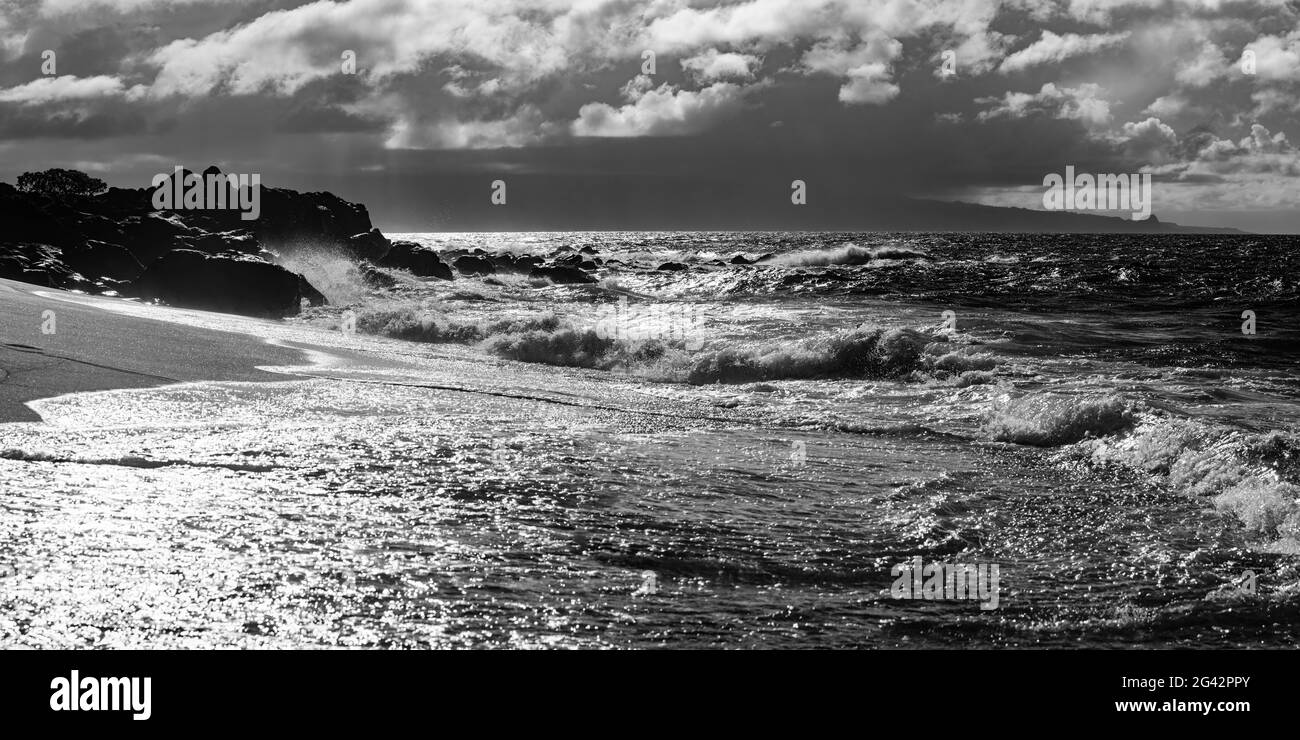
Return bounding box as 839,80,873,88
771,243,931,268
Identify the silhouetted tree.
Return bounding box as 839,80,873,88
16,168,108,197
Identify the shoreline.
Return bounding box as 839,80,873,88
0,278,309,423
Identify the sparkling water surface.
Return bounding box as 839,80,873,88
2,232,1298,648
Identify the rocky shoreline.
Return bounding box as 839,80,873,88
0,167,604,318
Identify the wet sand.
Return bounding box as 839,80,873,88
0,278,307,422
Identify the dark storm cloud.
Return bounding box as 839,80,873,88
0,104,146,138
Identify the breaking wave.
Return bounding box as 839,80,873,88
986,393,1138,446
988,393,1300,546
771,244,932,268
347,301,997,386
1072,418,1300,546
677,327,992,385
276,249,381,304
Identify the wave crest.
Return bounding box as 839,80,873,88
771,244,931,268
986,393,1137,446
1070,414,1300,545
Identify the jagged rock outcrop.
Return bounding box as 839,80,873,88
0,167,420,314
0,242,94,290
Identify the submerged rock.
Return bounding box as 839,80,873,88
530,265,597,284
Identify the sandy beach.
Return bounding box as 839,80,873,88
0,277,308,423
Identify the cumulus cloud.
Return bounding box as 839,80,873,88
127,0,1011,123
998,30,1128,73
0,75,138,104
37,0,253,13
1194,123,1298,171
1244,31,1300,81
143,0,578,99
0,0,1296,228
1251,88,1300,116
977,82,1112,128
1174,43,1231,87
1143,94,1189,118
1113,116,1178,162
801,33,902,105
571,75,750,137
1130,122,1300,209
680,49,761,82
1058,0,1292,25
0,15,27,61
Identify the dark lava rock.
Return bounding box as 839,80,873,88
729,253,753,264
347,228,392,263
530,265,597,284
0,243,92,290
488,253,518,271
224,188,373,252
491,253,544,273
453,255,495,276
657,262,688,272
0,167,398,309
378,240,453,280
178,229,263,256
131,250,320,317
117,213,194,264
62,240,144,282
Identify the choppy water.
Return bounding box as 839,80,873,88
2,232,1299,648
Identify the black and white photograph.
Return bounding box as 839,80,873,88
0,0,1296,722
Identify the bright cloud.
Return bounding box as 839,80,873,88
977,82,1112,128
0,75,136,104
572,75,751,137
998,30,1128,73
680,49,761,82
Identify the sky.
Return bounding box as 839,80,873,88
0,0,1298,232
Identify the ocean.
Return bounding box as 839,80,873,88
2,231,1298,648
